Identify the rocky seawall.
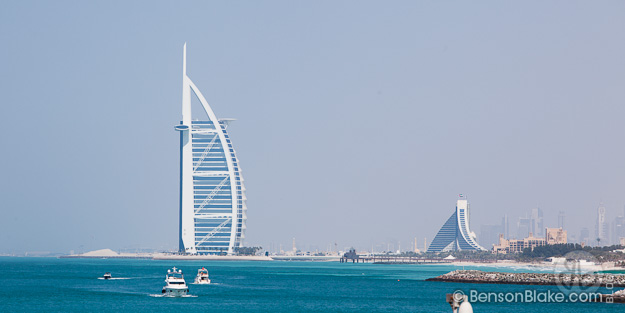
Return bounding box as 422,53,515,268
426,270,625,287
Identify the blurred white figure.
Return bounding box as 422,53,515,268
447,292,474,313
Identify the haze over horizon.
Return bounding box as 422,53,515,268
1,1,625,254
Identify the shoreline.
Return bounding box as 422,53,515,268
39,251,625,270
59,253,273,261
446,260,620,272
153,254,273,261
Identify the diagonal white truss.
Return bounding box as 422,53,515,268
178,43,242,255
194,176,230,213
193,134,219,171
196,218,232,246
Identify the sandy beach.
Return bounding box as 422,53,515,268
447,260,619,272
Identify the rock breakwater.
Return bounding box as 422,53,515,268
426,270,625,287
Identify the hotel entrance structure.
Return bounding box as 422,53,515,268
175,44,247,255
427,196,485,253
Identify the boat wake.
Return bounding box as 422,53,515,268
149,294,198,298
97,277,132,280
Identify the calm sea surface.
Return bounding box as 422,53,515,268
0,257,621,312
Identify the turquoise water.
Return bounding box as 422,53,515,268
0,257,620,312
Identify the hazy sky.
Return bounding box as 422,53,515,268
1,1,625,253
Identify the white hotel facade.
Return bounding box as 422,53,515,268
175,44,247,255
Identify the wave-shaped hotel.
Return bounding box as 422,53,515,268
175,44,247,255
427,196,485,253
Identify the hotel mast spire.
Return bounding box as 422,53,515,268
182,43,191,125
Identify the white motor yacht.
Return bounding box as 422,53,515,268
103,272,112,280
161,267,189,296
194,267,211,284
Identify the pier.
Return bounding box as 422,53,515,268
340,255,451,264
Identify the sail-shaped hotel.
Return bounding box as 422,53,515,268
175,44,247,255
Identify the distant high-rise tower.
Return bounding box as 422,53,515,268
613,205,625,245
580,227,590,245
479,224,502,249
530,208,544,237
595,202,608,246
558,211,566,229
477,215,508,248
612,214,625,246
427,196,486,252
517,216,530,239
501,214,509,239
176,44,247,255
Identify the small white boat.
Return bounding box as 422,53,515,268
161,267,189,296
194,267,211,284
103,272,112,280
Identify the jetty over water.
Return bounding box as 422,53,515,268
340,255,452,264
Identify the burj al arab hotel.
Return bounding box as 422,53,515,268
174,44,247,255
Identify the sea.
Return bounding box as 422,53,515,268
0,257,621,312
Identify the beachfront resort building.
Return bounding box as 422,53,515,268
493,228,567,254
175,44,247,255
493,233,546,254
427,196,486,253
545,227,567,245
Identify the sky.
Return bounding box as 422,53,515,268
1,1,625,254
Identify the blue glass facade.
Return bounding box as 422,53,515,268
427,212,458,252
427,199,485,253
187,121,246,254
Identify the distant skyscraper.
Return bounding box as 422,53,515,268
517,216,530,239
479,224,502,249
530,208,544,237
612,206,625,246
558,211,566,229
501,214,509,239
427,196,486,252
176,44,247,255
580,227,590,245
479,214,509,249
596,202,608,246
612,215,625,246
516,208,543,239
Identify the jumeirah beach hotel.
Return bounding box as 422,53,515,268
174,44,247,255
427,196,485,253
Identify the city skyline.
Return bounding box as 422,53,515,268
260,199,625,254
264,201,625,254
1,1,625,254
